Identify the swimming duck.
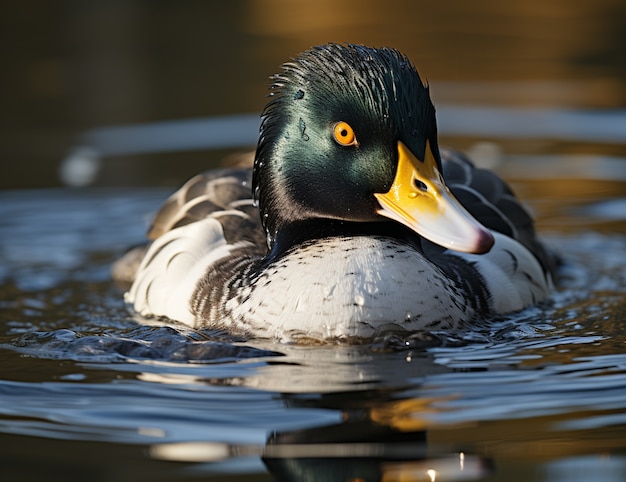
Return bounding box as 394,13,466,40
117,43,555,340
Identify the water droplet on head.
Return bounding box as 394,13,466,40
408,192,418,199
298,117,310,141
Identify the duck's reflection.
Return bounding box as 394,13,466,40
147,342,491,481
149,390,489,481
262,394,489,482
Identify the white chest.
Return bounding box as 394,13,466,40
228,236,472,340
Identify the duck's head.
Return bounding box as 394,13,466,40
253,43,494,254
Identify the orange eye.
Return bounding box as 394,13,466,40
333,121,357,146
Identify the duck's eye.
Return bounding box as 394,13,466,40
333,121,357,146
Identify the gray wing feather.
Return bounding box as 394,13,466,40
148,168,262,243
113,167,265,285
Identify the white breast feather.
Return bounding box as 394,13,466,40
227,237,467,339
450,231,553,313
126,224,552,339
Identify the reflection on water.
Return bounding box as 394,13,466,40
57,106,626,187
1,1,626,481
2,0,626,189
1,166,626,480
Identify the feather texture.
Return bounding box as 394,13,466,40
115,44,556,340
119,150,554,339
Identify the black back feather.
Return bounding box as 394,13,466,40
441,148,557,276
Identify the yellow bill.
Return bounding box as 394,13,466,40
374,140,494,254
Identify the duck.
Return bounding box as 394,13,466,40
115,43,556,341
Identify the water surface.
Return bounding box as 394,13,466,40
2,2,626,481
1,162,625,481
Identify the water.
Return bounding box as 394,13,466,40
2,1,626,481
0,162,625,481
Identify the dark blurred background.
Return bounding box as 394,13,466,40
2,0,625,189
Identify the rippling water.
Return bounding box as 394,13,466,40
2,0,626,480
1,159,625,481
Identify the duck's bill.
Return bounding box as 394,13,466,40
374,141,494,254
